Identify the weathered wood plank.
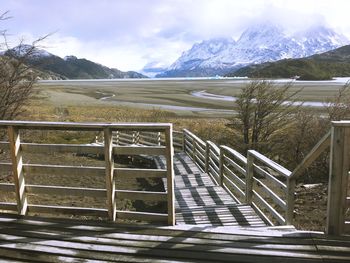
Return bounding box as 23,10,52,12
326,126,350,235
0,183,15,192
28,204,108,217
23,164,105,177
113,145,166,155
116,210,168,222
8,126,27,215
248,150,292,178
0,120,171,131
116,190,167,201
26,184,106,197
104,128,116,221
115,168,167,178
20,143,104,155
0,202,17,211
252,190,286,225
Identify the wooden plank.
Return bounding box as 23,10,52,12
254,164,287,191
23,164,105,177
221,146,247,164
223,156,246,176
286,178,296,225
248,150,292,178
223,176,245,199
223,165,245,188
326,126,350,235
20,143,104,155
253,177,287,211
116,190,167,201
207,141,220,155
252,190,286,225
26,185,106,198
116,210,168,222
246,152,254,204
209,151,220,163
183,129,206,148
165,126,175,226
8,126,27,215
104,127,116,221
251,202,274,226
219,148,224,186
28,204,108,217
0,202,17,211
0,120,171,131
115,168,167,178
113,145,166,155
0,183,15,192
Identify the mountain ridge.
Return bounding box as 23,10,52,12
156,23,349,78
4,44,147,80
227,45,350,80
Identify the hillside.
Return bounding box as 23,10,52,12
5,45,147,79
228,45,350,80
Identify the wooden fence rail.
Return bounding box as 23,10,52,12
0,121,175,225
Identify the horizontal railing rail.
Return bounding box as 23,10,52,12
0,121,175,225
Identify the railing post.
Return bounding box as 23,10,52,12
286,178,295,225
246,151,254,204
115,131,119,145
8,126,28,215
326,125,350,235
182,130,186,152
104,128,116,221
158,132,161,146
192,136,196,162
165,126,175,225
219,147,224,186
205,141,209,174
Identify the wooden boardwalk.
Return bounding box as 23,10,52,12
0,213,349,262
157,152,266,227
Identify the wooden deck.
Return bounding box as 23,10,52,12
157,152,266,227
0,213,349,262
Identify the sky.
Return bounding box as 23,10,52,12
0,0,350,72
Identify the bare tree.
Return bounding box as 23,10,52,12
229,80,301,154
0,11,48,120
325,81,350,121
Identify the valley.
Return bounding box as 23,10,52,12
34,78,350,117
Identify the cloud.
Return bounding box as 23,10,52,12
0,0,349,71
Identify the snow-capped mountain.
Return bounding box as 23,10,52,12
6,44,53,59
157,23,349,77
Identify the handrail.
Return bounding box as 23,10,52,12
290,131,331,179
0,121,175,225
0,120,171,131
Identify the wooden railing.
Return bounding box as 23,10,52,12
247,150,294,225
183,128,294,226
113,130,183,153
183,124,350,235
0,121,175,225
